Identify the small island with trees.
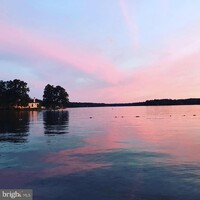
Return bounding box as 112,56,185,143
1,78,200,110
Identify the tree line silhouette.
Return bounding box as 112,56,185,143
0,79,30,108
1,79,200,109
0,79,69,109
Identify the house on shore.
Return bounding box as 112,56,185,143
14,97,40,109
28,98,40,109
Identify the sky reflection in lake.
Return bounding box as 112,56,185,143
0,106,200,199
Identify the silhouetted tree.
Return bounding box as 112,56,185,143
43,84,69,109
43,84,55,108
0,79,30,108
7,79,30,107
54,86,69,108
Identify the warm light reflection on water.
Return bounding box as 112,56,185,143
0,106,200,199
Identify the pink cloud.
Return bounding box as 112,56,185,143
0,20,122,85
1,18,200,102
95,21,200,102
95,48,200,102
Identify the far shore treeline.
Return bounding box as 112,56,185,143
1,79,200,110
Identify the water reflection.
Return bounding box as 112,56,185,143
0,111,30,143
43,110,69,135
29,111,39,122
1,107,200,199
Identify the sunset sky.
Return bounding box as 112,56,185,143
1,0,200,103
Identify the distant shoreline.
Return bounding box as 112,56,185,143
1,98,200,110
67,98,200,108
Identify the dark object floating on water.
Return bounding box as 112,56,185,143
193,114,196,116
115,116,117,118
121,116,124,118
170,115,172,117
89,117,93,119
183,115,186,116
135,116,140,118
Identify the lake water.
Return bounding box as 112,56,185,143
0,106,200,200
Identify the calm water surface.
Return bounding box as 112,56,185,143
0,106,200,200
